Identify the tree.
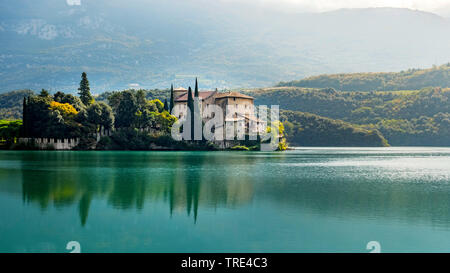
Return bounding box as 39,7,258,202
194,78,199,97
115,90,138,128
53,91,65,102
136,89,147,111
39,89,50,98
0,120,22,144
193,78,202,140
151,99,164,112
86,102,114,134
87,103,103,131
163,99,169,112
49,101,78,117
78,72,94,106
107,91,123,112
99,102,114,132
187,87,194,140
59,94,85,111
22,97,28,137
170,84,174,113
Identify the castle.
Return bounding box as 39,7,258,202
171,85,267,143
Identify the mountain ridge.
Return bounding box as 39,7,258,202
277,63,450,91
1,2,450,92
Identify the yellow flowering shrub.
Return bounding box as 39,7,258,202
49,101,78,116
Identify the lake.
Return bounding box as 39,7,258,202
0,147,450,253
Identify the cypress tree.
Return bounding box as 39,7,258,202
163,99,169,111
78,72,94,106
193,78,202,140
187,87,194,140
194,78,199,97
169,84,174,114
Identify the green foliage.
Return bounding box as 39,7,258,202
264,120,288,150
195,78,199,97
150,99,164,113
187,87,194,140
54,92,85,111
280,110,389,147
86,102,115,131
278,64,450,91
155,111,177,133
74,137,97,150
97,89,170,105
248,86,449,146
114,90,138,128
170,84,174,113
25,95,84,138
39,89,50,98
362,113,450,146
99,102,115,130
105,128,181,150
163,99,169,111
0,90,34,119
96,136,113,150
0,120,22,144
78,72,94,106
230,145,249,151
107,90,176,132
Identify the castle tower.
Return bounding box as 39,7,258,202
173,87,187,99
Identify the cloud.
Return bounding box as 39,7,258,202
66,0,81,6
219,0,450,15
15,19,58,40
129,83,140,88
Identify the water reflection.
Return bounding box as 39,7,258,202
17,152,255,226
0,149,449,228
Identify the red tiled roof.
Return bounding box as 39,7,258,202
174,91,216,102
214,92,254,100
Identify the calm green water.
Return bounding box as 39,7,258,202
1,148,450,253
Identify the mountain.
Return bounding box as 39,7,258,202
1,1,450,93
246,87,450,146
280,110,389,147
277,63,450,91
0,89,33,119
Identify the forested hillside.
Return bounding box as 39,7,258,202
2,84,449,146
0,88,390,147
0,90,33,119
280,110,389,147
277,64,450,91
247,87,450,146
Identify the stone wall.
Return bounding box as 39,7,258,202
18,137,80,150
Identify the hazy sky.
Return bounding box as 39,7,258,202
221,0,450,15
64,0,450,16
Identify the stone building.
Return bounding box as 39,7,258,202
172,87,266,141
